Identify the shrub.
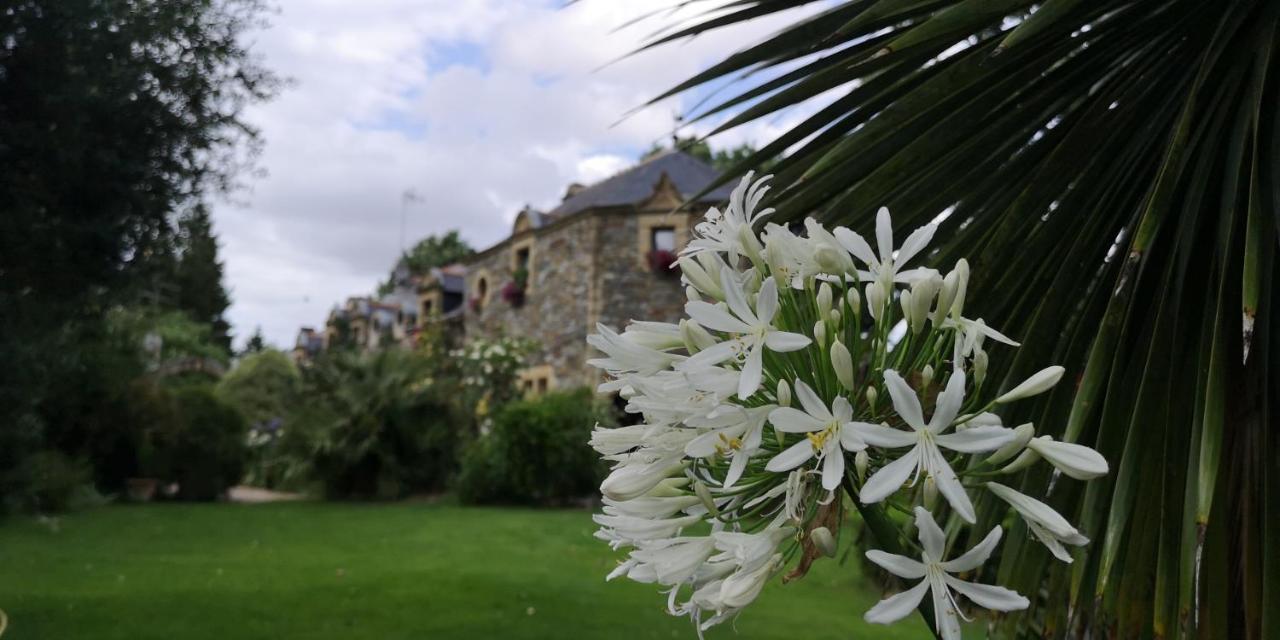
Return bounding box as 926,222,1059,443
147,386,248,501
283,349,461,499
456,388,612,505
3,450,97,513
216,350,300,488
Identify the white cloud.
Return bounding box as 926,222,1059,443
216,0,825,347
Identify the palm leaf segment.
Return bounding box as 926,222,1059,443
639,1,1280,637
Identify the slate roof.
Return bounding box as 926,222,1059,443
548,150,734,217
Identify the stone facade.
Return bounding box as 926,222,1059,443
461,154,724,392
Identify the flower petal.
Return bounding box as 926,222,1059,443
822,443,844,490
895,224,936,266
834,227,878,267
935,426,1016,453
725,448,751,489
765,439,814,472
928,445,976,523
929,369,967,432
866,550,926,579
941,525,1002,573
875,207,894,263
755,277,779,325
738,344,763,399
764,330,812,352
720,266,757,326
943,575,1029,612
794,379,834,422
883,370,926,430
768,407,825,433
839,423,867,452
685,301,752,334
914,506,946,561
864,580,930,625
860,446,920,504
852,422,918,448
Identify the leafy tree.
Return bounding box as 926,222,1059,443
0,0,277,462
642,2,1278,638
216,349,299,426
643,136,775,172
377,231,474,296
172,205,233,353
243,327,268,355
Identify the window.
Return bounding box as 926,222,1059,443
651,227,676,252
515,246,531,272
475,277,488,310
421,299,433,317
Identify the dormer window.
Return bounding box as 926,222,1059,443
651,227,676,253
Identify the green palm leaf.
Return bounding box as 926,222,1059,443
639,1,1279,637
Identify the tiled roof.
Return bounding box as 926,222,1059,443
548,150,733,217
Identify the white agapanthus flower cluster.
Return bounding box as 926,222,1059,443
586,174,1110,638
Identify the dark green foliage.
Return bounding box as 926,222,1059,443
147,386,248,501
642,1,1279,636
172,206,234,353
216,350,300,425
243,327,267,354
457,388,612,506
0,0,277,500
2,450,95,514
284,350,460,499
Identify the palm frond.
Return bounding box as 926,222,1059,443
640,0,1280,637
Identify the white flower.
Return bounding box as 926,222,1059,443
685,404,775,488
834,207,937,291
943,316,1019,362
587,323,685,391
761,222,822,289
986,482,1089,563
1026,435,1109,480
766,380,869,490
857,369,1015,522
622,536,716,585
684,172,773,262
621,321,684,351
864,507,1028,639
682,271,811,398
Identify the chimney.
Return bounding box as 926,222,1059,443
563,183,586,201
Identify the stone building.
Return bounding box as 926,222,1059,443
461,150,731,392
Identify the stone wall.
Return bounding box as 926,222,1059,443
461,204,703,390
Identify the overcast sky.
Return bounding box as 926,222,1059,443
216,0,821,348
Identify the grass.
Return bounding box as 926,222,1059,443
0,501,937,639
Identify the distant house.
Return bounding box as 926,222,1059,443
293,327,324,362
460,150,732,392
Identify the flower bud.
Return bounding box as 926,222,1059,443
854,450,869,483
693,480,720,517
738,223,764,265
809,527,837,558
602,463,684,501
680,319,716,354
920,364,935,388
974,350,989,386
644,477,691,498
999,447,1041,475
909,273,941,334
776,379,792,408
986,422,1035,465
1026,435,1109,480
813,321,826,346
923,477,939,511
721,554,781,608
933,271,958,326
865,386,878,409
831,339,854,391
996,365,1065,403
685,285,701,302
817,282,833,317
829,309,841,325
846,288,861,316
865,282,887,321
899,290,914,328
950,258,970,320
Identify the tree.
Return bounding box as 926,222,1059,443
641,2,1278,638
243,327,267,355
376,231,474,296
172,205,233,353
0,0,277,488
643,136,775,173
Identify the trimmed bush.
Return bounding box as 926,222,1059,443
147,386,248,501
456,388,612,505
2,450,97,513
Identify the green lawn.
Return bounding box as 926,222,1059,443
0,502,935,639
